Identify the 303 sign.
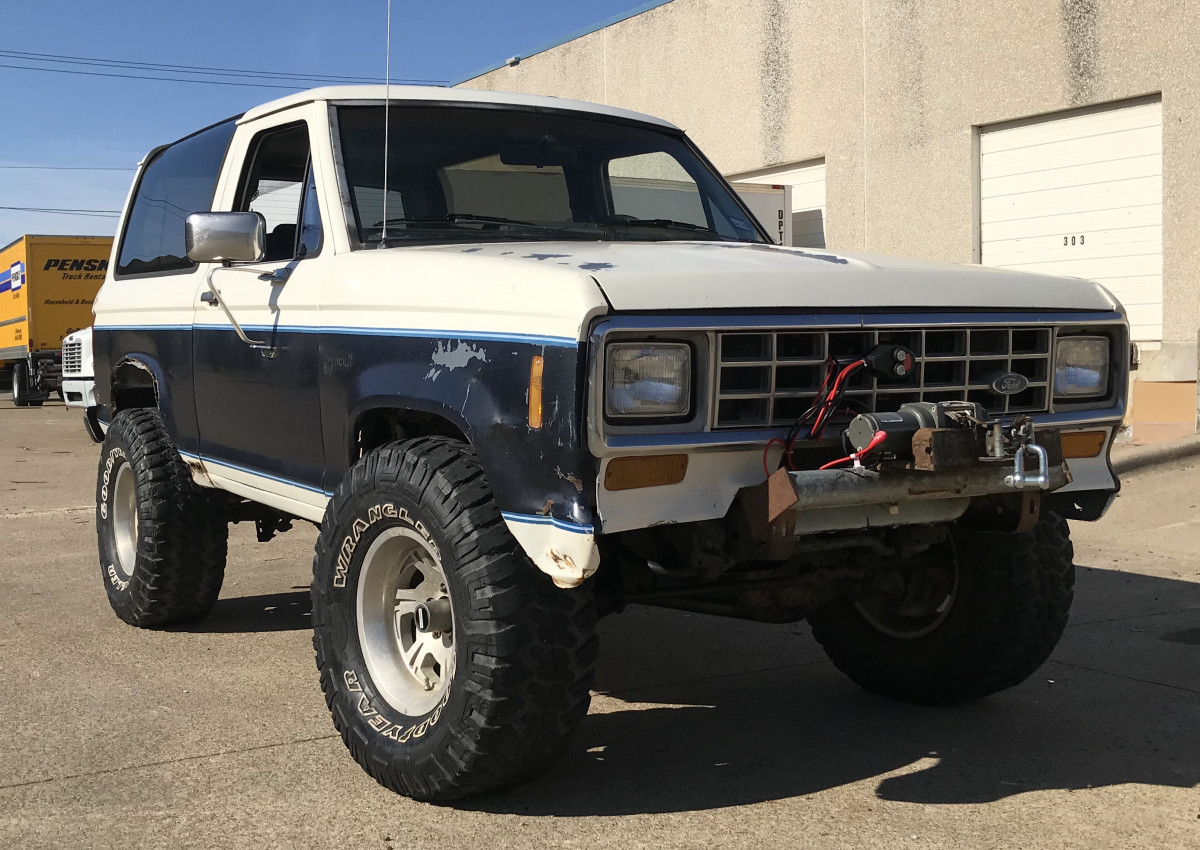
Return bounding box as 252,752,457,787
1063,234,1086,246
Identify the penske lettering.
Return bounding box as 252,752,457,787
44,258,109,272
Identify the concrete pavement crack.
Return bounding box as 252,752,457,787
1048,659,1200,695
1070,607,1200,627
0,733,340,792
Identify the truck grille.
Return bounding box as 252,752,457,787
61,339,84,376
714,326,1053,429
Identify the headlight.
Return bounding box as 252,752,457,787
605,342,692,418
1054,336,1110,399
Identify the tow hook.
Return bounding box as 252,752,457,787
1005,442,1051,490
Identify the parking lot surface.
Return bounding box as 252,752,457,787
1,402,1197,849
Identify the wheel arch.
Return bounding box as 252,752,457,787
108,354,165,414
349,401,473,465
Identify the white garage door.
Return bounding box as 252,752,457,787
980,98,1162,341
735,160,827,248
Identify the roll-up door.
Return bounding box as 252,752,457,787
981,98,1162,341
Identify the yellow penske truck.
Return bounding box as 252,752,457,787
1,235,111,406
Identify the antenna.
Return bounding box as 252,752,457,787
380,0,392,245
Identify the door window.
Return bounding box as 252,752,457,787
237,123,321,261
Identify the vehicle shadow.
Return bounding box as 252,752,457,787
463,564,1200,816
171,590,311,633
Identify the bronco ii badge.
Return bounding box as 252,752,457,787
990,372,1029,395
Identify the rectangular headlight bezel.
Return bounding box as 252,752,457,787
604,341,695,423
1054,334,1111,400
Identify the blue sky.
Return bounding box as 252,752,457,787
0,0,666,247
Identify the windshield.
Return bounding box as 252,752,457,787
335,104,769,247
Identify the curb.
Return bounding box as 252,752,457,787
1111,432,1200,475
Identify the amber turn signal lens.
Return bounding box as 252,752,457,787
604,454,688,491
528,355,544,429
1061,430,1107,459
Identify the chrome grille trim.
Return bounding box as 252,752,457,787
61,339,84,376
714,326,1055,429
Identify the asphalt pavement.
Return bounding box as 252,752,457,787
1,402,1197,849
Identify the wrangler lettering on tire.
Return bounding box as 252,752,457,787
312,437,597,801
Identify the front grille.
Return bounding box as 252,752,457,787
714,326,1053,429
61,339,83,376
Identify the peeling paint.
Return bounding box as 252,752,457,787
578,262,614,271
539,499,554,516
523,253,571,261
460,247,482,253
430,340,488,371
423,367,442,381
555,466,584,492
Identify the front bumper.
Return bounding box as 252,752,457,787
62,378,96,409
594,419,1121,535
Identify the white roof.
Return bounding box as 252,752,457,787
238,85,678,130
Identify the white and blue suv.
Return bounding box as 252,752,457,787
90,85,1128,800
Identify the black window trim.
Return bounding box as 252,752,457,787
113,114,242,281
295,157,324,260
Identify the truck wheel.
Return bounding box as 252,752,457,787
97,408,229,627
312,437,597,801
808,512,1074,705
11,362,32,407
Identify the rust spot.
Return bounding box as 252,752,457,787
548,549,576,571
555,466,584,492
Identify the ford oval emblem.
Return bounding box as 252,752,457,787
990,372,1029,395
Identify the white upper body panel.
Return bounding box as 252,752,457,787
239,85,678,130
399,241,1120,315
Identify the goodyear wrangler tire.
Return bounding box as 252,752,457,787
311,437,597,801
808,512,1075,705
97,408,228,627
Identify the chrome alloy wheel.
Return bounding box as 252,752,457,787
111,462,139,579
356,527,455,715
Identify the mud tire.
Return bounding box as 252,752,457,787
97,408,228,626
312,437,597,801
808,512,1075,705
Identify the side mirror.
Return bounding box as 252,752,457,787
185,212,266,263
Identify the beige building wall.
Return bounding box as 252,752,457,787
463,0,1200,437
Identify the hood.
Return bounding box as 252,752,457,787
415,241,1119,314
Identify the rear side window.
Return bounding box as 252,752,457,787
116,119,237,277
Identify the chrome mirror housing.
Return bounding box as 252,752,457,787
185,212,266,263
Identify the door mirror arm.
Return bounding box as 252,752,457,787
204,266,275,355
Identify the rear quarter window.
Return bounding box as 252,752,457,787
116,119,237,277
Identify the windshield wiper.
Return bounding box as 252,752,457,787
374,213,564,231
613,218,719,233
